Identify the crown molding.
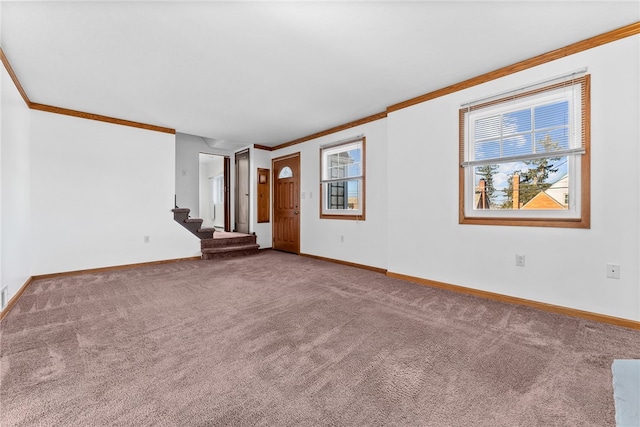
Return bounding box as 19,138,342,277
0,47,30,106
0,47,175,134
273,21,640,151
387,21,640,113
3,21,638,144
29,102,176,134
273,111,387,151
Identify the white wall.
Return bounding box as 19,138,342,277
1,60,32,306
2,15,637,323
175,132,234,219
272,119,388,269
30,111,199,275
387,35,640,321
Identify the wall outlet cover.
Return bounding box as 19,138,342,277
606,264,621,279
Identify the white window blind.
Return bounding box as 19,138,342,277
461,70,588,167
321,140,363,182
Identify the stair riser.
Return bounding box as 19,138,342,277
201,236,257,249
185,227,213,239
182,222,204,234
202,248,260,260
173,212,189,222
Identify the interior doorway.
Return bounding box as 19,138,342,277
199,153,230,231
272,153,300,254
235,149,250,234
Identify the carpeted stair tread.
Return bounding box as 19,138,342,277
171,208,190,213
184,218,203,223
198,227,216,233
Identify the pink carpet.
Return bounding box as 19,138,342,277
2,250,639,426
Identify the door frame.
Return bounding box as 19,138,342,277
224,156,231,231
198,153,230,232
272,152,301,254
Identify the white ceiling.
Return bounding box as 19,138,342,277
2,1,638,148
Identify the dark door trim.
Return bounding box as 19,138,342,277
224,156,231,232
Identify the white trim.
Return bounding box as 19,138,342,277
320,138,365,217
461,148,585,167
319,134,364,150
321,179,364,216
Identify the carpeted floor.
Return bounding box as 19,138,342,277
1,250,639,426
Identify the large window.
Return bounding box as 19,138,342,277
459,73,590,228
320,137,365,220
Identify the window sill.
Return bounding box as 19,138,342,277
459,214,590,229
320,213,366,221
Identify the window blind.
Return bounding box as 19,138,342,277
460,70,589,167
321,137,364,182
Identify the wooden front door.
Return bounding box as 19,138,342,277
272,153,300,254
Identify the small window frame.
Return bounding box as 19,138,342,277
319,137,366,220
459,75,590,228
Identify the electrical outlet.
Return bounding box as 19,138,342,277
1,287,8,310
515,254,526,267
606,264,620,279
144,236,150,243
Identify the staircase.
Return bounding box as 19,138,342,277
172,208,259,259
201,232,260,260
172,208,215,239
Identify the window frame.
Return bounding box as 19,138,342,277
459,75,590,228
319,137,366,220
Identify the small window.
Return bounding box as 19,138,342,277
459,73,590,228
320,137,365,220
278,166,293,179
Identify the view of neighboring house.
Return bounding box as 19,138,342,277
327,150,358,211
475,174,570,210
522,175,569,210
475,179,491,209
